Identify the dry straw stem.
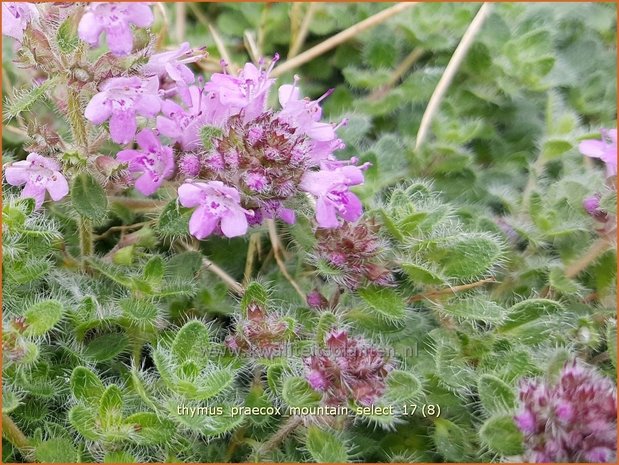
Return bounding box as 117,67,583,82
272,2,417,77
409,277,497,302
415,3,493,150
267,219,305,299
188,3,238,73
288,3,318,59
565,228,617,279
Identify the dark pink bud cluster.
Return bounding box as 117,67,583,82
225,303,294,358
514,360,617,463
313,220,393,290
583,194,609,223
304,329,394,406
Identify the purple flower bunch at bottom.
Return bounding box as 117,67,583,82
514,360,617,463
304,329,394,406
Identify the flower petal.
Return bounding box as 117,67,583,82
4,161,31,186
109,111,137,144
105,24,133,56
134,173,159,196
579,140,606,159
315,197,339,228
21,183,46,209
189,205,218,239
220,208,249,237
135,129,160,152
125,4,154,28
84,92,112,124
134,93,161,117
178,183,205,208
46,172,69,201
77,11,104,46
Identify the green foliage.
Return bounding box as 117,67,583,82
71,173,108,220
305,426,349,463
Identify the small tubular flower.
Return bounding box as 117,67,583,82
78,2,154,56
300,162,368,228
4,153,68,209
116,129,174,196
178,180,253,239
579,128,617,178
142,42,204,87
2,2,39,42
85,76,160,144
203,55,278,124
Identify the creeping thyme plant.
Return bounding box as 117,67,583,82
2,2,617,463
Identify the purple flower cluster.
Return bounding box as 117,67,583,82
224,303,294,357
304,329,394,406
514,360,617,463
4,2,369,234
313,220,393,290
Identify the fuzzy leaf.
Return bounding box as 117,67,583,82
71,173,108,220
83,332,129,362
479,414,524,456
282,377,322,408
500,299,565,332
69,405,102,441
124,412,176,445
477,374,516,414
35,438,79,463
70,367,105,404
23,299,64,337
157,201,192,237
401,262,447,285
358,285,406,321
433,418,470,462
306,426,349,463
99,385,124,428
3,77,57,122
172,320,210,362
240,281,269,314
385,370,423,403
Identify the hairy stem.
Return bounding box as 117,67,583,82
565,231,616,279
415,3,493,149
243,232,262,286
79,217,94,257
67,87,88,152
259,416,303,456
2,413,34,461
273,3,417,77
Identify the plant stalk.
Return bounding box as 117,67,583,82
67,87,88,152
2,413,34,461
79,217,94,257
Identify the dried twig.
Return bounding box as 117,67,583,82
415,3,493,150
409,277,497,302
272,3,417,77
288,3,318,59
267,219,305,299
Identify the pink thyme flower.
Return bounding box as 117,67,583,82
514,360,617,463
579,129,617,178
78,2,154,56
85,76,161,144
142,42,204,87
278,81,337,142
2,2,39,42
156,86,205,150
4,153,68,209
300,162,368,228
178,180,253,239
116,129,174,196
203,55,279,125
304,329,393,406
